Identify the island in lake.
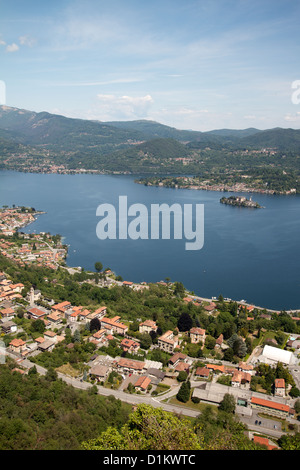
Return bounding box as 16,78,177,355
220,195,262,208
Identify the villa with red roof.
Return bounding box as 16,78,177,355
100,316,128,336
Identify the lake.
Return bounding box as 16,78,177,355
0,170,300,311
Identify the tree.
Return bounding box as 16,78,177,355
173,282,185,297
205,335,216,350
73,330,81,343
94,262,103,272
177,371,188,382
81,404,202,450
90,317,101,332
294,399,300,415
227,334,247,358
177,312,193,332
289,386,300,398
218,393,236,414
176,380,191,403
139,333,152,350
278,433,300,450
45,367,58,382
31,319,45,334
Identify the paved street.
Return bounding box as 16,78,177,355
7,352,297,437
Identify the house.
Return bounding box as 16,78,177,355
91,328,106,342
274,378,285,397
250,396,292,419
34,337,45,345
88,306,107,320
194,367,210,379
9,338,26,354
238,362,255,375
100,316,128,336
215,334,224,348
158,330,178,353
51,301,71,316
78,309,91,322
203,302,216,313
69,311,80,322
0,307,15,319
90,364,109,382
189,327,206,344
47,312,62,325
116,358,145,375
169,352,187,368
206,363,225,374
89,329,109,348
120,338,140,354
1,320,17,334
231,370,251,387
37,339,56,352
27,307,47,320
139,320,158,334
134,375,151,392
44,330,58,343
174,362,190,373
64,305,83,319
9,283,24,293
146,368,165,382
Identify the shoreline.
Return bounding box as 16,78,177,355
1,168,298,195
1,201,300,314
135,177,298,196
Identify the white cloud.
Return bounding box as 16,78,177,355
6,43,19,53
19,35,36,47
95,93,154,120
284,112,300,122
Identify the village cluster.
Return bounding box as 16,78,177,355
0,265,299,426
0,206,67,270
1,206,300,439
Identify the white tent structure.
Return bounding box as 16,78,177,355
259,345,296,366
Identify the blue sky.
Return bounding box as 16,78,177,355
1,0,300,130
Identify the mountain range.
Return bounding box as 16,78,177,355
0,105,300,174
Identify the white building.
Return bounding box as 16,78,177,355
258,345,296,366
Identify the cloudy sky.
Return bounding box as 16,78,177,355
1,0,300,130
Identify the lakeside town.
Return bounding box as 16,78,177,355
136,175,298,196
1,205,300,449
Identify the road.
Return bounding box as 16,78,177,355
16,355,200,418
12,353,295,437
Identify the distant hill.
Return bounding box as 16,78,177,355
0,105,147,152
0,105,300,174
104,119,204,142
206,127,262,139
239,127,300,151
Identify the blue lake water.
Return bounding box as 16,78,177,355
0,170,300,311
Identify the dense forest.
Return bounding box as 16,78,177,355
0,361,269,451
0,359,131,450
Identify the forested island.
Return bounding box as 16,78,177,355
220,196,262,208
